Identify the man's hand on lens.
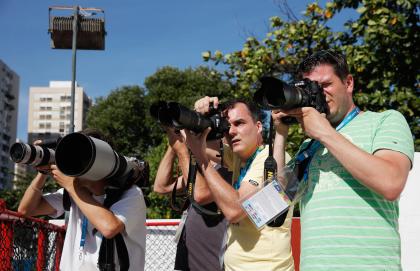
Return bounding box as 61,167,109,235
272,110,290,136
33,139,43,145
194,96,219,114
50,164,77,191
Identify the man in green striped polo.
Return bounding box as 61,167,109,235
273,50,414,270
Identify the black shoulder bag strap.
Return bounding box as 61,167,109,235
98,234,129,271
63,189,71,211
97,187,130,271
187,152,223,217
265,115,288,227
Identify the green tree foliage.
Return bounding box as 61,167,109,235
145,66,233,106
203,0,419,154
86,86,151,156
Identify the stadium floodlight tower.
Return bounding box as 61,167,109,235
48,6,106,133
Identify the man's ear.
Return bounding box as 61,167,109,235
346,74,354,95
256,121,263,135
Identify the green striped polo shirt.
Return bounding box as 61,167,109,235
299,110,414,271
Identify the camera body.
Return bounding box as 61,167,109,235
254,77,329,124
9,137,61,167
150,101,230,140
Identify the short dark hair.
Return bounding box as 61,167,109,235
221,98,264,123
297,50,350,82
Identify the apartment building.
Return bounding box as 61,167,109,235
0,60,19,189
28,81,91,145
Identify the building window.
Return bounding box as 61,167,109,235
39,106,52,111
40,97,52,102
60,96,71,102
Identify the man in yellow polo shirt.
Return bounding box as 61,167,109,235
185,97,294,271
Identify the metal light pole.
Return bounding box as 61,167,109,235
69,6,79,133
48,6,105,134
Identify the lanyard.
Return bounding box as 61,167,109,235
296,107,361,183
80,216,88,249
234,145,264,190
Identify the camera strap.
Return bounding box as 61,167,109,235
169,154,190,213
170,176,190,213
187,153,223,217
265,115,288,227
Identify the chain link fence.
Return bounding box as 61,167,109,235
145,219,180,271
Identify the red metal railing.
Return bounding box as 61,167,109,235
0,199,65,271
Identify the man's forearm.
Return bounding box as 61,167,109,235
154,147,177,194
18,173,51,216
66,182,124,238
319,129,411,201
273,131,288,173
198,160,244,222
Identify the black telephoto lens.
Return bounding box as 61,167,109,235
167,102,212,132
254,77,303,110
150,101,173,126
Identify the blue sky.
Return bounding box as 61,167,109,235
0,0,356,141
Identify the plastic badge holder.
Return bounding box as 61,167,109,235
239,167,300,230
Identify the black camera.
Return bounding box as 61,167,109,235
150,101,230,140
55,133,149,189
254,77,329,124
9,137,61,167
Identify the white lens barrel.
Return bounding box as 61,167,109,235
80,136,117,181
20,144,34,163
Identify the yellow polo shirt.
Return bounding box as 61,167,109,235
223,145,294,271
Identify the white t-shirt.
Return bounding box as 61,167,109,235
44,186,146,271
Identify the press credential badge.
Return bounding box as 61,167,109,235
241,180,290,229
